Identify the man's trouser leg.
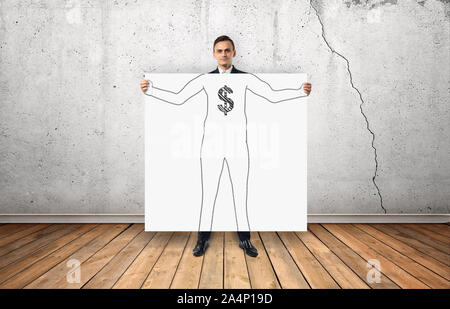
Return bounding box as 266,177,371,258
198,231,211,242
199,231,249,242
237,231,250,241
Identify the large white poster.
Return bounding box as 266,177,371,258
144,73,308,231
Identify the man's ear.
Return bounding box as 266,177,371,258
233,50,236,57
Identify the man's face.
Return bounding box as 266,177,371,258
213,40,236,67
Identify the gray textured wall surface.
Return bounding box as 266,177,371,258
0,0,449,215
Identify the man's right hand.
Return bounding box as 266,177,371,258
140,79,149,93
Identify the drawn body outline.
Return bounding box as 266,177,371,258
145,73,307,232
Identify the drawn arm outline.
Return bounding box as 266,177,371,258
246,73,308,103
144,74,206,105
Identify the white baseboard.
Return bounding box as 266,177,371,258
0,214,448,223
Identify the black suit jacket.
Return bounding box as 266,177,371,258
209,66,247,74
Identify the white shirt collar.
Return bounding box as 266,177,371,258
218,65,233,74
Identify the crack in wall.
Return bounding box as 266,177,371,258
309,0,387,213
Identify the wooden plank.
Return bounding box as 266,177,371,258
278,231,340,289
417,224,450,238
0,224,35,238
0,224,111,289
141,232,190,289
259,232,309,289
24,224,131,289
403,224,449,245
354,224,450,282
0,224,61,256
198,232,224,289
343,224,449,289
0,224,82,268
322,224,429,289
224,232,251,289
73,224,143,289
171,232,204,289
370,224,449,266
308,224,399,289
295,229,369,289
2,223,442,290
113,232,173,289
83,230,155,289
387,224,449,254
244,232,280,289
0,224,51,245
0,224,97,285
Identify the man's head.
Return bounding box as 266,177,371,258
213,35,236,69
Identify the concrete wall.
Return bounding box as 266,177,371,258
0,0,449,215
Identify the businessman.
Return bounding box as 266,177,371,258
141,35,312,257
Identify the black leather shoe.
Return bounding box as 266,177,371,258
238,239,258,257
193,239,209,257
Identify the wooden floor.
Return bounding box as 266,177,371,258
0,223,448,289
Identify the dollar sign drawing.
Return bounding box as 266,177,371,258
217,85,234,116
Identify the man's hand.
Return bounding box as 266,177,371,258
302,82,312,96
140,79,149,93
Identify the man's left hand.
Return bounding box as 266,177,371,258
302,82,312,96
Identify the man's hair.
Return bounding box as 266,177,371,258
213,35,235,51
